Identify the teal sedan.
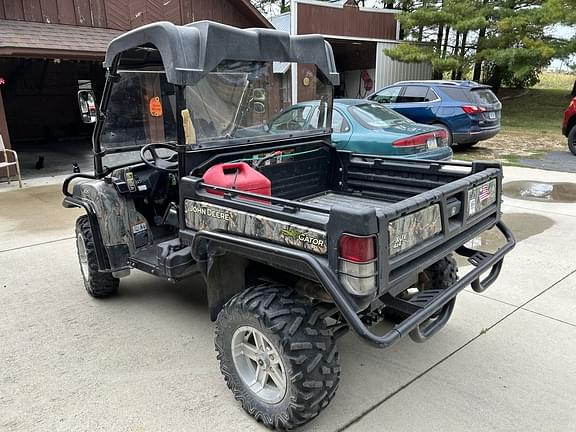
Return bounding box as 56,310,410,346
269,99,453,160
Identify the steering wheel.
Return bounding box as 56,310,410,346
140,143,178,172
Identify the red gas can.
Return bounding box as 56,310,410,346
202,162,271,202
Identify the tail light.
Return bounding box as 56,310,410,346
461,105,486,115
338,234,377,296
393,132,436,148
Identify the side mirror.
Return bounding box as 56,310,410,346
78,90,97,124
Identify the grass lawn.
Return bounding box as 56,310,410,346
497,72,574,136
498,88,571,135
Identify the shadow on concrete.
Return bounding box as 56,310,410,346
14,139,93,179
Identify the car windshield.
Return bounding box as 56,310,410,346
348,103,412,129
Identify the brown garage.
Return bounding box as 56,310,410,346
0,0,270,178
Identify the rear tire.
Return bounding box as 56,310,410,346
386,254,458,322
75,215,119,298
215,284,340,430
568,127,576,156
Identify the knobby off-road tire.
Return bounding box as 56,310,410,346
568,127,576,156
75,215,119,298
386,254,458,322
215,284,340,430
419,254,459,291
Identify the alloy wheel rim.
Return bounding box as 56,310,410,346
231,325,287,404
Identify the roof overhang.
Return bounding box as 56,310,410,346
0,19,121,60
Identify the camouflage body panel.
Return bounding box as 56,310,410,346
467,179,497,216
73,180,152,253
388,204,442,256
184,200,327,255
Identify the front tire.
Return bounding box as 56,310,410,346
215,284,340,430
568,127,576,155
75,215,119,298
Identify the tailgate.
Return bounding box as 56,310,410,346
375,164,502,291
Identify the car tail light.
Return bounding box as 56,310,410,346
338,234,377,296
339,234,375,262
393,132,435,148
461,105,486,115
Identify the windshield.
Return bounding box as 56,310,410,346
98,60,333,162
348,103,412,129
183,61,333,145
100,71,177,150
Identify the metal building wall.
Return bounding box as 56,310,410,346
374,42,433,90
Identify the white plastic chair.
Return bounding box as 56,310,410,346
0,134,22,188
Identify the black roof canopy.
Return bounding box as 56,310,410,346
104,20,340,86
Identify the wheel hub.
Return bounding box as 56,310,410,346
231,325,287,404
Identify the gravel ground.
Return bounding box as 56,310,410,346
453,131,576,172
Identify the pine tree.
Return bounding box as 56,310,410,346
386,0,576,88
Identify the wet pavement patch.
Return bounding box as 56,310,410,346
503,181,576,203
456,212,554,267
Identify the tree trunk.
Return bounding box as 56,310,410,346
451,32,460,79
473,26,486,82
486,64,504,92
436,24,444,52
442,26,450,57
456,32,468,79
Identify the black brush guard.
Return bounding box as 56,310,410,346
192,220,514,349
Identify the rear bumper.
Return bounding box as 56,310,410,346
191,220,515,349
402,146,453,161
454,126,500,144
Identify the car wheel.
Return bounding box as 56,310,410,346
434,123,453,147
568,127,576,156
215,283,340,430
75,215,119,298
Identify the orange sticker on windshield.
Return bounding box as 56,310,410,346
149,97,163,117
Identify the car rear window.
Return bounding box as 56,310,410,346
348,103,412,129
441,87,473,102
471,88,499,105
442,86,499,105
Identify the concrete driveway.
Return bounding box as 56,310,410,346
1,167,575,432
